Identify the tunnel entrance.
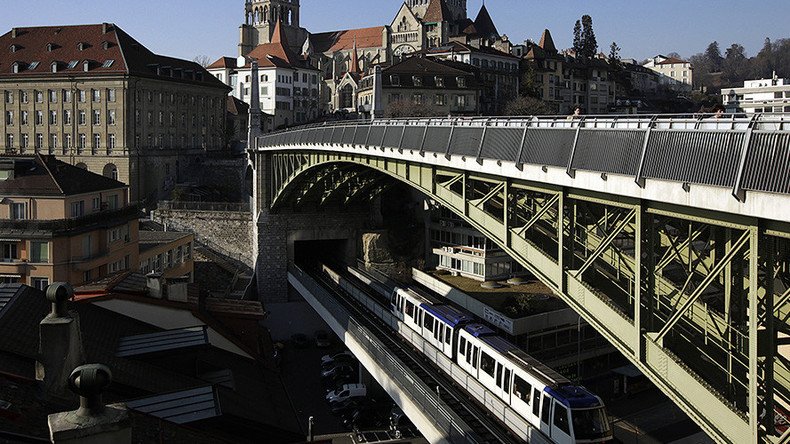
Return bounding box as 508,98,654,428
294,239,352,271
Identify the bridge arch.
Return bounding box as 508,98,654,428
260,142,789,444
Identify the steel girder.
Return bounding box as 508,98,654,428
259,150,790,444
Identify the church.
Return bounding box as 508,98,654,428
208,0,514,128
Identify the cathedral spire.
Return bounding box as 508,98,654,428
350,37,361,74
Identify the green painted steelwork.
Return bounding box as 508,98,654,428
255,148,790,444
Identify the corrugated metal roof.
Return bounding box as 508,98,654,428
117,326,208,357
125,386,220,424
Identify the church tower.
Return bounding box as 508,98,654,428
405,0,466,21
239,0,305,56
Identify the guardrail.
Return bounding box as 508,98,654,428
257,113,790,198
157,201,251,212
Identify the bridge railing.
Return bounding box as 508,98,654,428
257,113,790,198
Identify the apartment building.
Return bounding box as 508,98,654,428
643,55,693,92
722,74,790,114
0,23,230,204
0,154,138,288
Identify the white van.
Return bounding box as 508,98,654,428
325,383,366,404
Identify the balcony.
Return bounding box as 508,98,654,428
0,259,29,275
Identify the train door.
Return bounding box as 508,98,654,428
423,313,436,350
538,392,553,437
550,400,573,444
390,290,398,313
493,362,505,400
458,335,473,375
500,367,512,404
511,373,533,425
404,300,417,332
478,349,497,390
443,325,453,359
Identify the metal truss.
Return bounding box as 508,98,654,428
255,150,790,444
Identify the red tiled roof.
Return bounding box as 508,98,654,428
424,0,452,23
657,57,688,65
227,96,249,116
208,56,236,69
310,26,385,53
0,24,227,90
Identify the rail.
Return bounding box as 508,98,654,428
257,113,790,198
288,265,486,443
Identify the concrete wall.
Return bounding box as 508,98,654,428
151,208,254,266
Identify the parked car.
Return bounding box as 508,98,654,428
291,333,309,349
321,362,356,379
326,383,367,404
314,329,331,348
321,351,355,367
323,371,357,392
330,396,370,415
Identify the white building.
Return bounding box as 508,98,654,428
208,22,320,131
643,55,693,92
722,74,790,114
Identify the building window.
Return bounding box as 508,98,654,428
49,110,57,125
108,194,118,210
390,75,400,86
31,277,49,291
35,91,43,103
457,77,466,88
63,110,72,125
107,89,116,102
63,90,72,102
5,134,12,150
49,90,57,103
78,90,86,102
4,111,12,125
107,134,116,152
93,134,101,152
30,241,49,264
10,202,26,220
413,93,423,105
93,110,101,125
92,89,100,102
35,111,43,125
78,134,86,153
107,110,116,125
413,76,423,86
92,197,100,211
70,200,85,218
20,134,28,151
435,76,444,87
20,91,28,103
35,133,43,151
78,111,86,125
20,111,27,125
3,91,12,104
435,94,445,106
1,243,18,261
50,134,57,151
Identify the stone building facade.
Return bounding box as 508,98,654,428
0,23,231,204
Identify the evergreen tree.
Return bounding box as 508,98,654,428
704,41,723,72
608,41,621,63
572,20,582,56
580,15,598,59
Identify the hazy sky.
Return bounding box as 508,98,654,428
2,0,788,63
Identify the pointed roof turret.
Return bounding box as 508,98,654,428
473,4,499,39
424,0,452,23
539,29,557,54
350,37,361,74
271,19,286,45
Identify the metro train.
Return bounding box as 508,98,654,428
390,286,612,444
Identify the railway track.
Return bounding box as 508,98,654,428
307,264,523,444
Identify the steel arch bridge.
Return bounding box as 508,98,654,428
251,115,790,444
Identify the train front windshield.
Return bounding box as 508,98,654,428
572,407,611,441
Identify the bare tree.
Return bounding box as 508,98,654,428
193,55,212,68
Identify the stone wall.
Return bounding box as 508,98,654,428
257,209,374,304
152,208,254,266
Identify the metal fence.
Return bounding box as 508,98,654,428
157,201,251,212
257,114,790,198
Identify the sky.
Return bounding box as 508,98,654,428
1,0,789,64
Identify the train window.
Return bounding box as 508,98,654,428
459,336,467,354
480,351,495,377
466,343,473,364
496,364,503,388
541,395,551,424
513,375,531,404
532,389,541,416
553,403,570,434
503,368,511,392
445,326,451,344
472,347,478,365
424,315,434,333
436,324,442,342
405,301,415,318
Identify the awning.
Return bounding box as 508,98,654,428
612,364,642,378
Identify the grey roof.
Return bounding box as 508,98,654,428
125,386,220,424
138,230,192,253
117,326,208,358
0,284,24,320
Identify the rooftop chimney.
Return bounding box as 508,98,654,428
36,283,85,401
11,28,17,39
146,272,164,299
102,23,110,34
48,364,131,444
